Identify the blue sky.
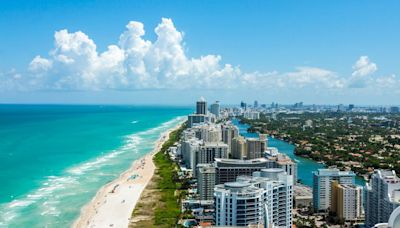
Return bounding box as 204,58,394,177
0,0,399,105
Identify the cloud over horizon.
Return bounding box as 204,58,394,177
0,18,399,95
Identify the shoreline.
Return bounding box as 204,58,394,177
73,121,184,228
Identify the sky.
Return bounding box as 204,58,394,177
0,0,399,105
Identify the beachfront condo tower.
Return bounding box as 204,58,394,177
214,181,265,226
214,168,293,227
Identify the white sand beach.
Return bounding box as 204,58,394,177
73,122,183,228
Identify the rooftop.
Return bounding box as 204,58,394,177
224,182,251,188
215,157,268,164
314,168,356,177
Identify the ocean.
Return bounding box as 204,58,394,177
0,105,191,227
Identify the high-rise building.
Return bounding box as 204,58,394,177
331,181,363,222
188,98,210,127
194,124,222,143
196,97,207,115
197,164,216,200
181,137,202,169
266,153,297,183
312,168,355,212
210,101,220,118
390,106,400,113
293,102,303,109
215,158,272,184
254,100,258,108
368,206,400,228
182,128,196,140
337,104,346,112
187,114,206,127
243,110,260,120
197,142,228,165
240,101,247,110
231,136,247,159
365,170,400,227
221,124,239,156
214,168,293,227
247,168,293,227
246,137,266,159
231,135,266,160
214,182,265,226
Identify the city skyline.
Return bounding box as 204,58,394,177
1,93,400,227
1,0,400,105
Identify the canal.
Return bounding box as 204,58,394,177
232,119,365,187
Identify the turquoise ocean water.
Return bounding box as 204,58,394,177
0,105,191,227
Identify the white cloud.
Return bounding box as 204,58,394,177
348,56,378,88
0,69,25,91
1,18,399,96
352,56,377,77
284,67,344,89
29,56,53,72
21,18,243,90
238,67,344,91
375,74,400,91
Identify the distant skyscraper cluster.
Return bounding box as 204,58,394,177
175,98,296,227
176,98,400,227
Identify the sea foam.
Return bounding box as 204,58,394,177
0,115,185,227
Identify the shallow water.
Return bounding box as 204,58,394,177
0,105,191,227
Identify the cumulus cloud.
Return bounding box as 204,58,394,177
348,56,378,88
352,56,377,77
20,18,244,90
29,56,53,72
1,18,399,94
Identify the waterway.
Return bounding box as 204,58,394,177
232,119,365,187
